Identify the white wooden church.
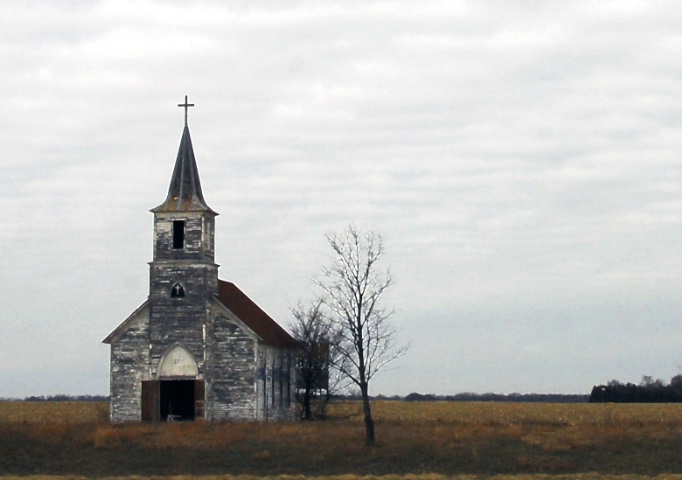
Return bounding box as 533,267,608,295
103,99,298,422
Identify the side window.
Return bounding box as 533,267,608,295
285,353,291,406
173,220,185,249
271,356,276,407
170,283,185,298
279,352,285,406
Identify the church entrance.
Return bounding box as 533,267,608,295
141,379,205,422
161,380,195,420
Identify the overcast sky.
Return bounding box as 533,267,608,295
1,0,681,398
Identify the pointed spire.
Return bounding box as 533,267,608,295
152,125,216,213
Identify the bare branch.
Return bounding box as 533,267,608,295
315,224,409,444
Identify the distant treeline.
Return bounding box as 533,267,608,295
1,393,594,403
0,394,110,402
23,387,682,403
379,392,589,403
590,375,682,403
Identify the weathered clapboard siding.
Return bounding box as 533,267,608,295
108,306,150,422
206,313,258,420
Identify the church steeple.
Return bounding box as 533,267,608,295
152,125,216,214
149,97,218,269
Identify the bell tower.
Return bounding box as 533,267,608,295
147,96,218,378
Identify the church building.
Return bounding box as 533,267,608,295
103,99,298,422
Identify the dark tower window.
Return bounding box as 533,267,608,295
173,220,185,249
171,283,185,298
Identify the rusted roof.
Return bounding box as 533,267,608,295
217,280,298,348
151,126,216,214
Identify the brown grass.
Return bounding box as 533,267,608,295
2,401,682,477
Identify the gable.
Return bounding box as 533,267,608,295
216,280,298,349
102,301,149,344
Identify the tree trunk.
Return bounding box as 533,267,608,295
320,389,332,419
303,389,312,420
360,382,375,445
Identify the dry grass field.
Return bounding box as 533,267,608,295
1,400,682,479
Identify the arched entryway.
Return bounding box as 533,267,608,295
142,345,205,422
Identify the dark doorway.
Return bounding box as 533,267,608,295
160,380,195,421
142,379,204,422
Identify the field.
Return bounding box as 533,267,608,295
2,401,682,479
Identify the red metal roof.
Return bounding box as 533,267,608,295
217,280,298,348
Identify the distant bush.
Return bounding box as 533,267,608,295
590,375,682,403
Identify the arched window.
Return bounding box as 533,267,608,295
171,283,185,298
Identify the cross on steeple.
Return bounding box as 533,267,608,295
177,95,194,126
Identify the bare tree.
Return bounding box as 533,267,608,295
316,224,408,445
290,299,334,420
